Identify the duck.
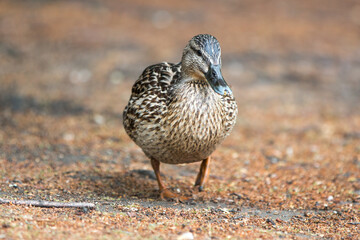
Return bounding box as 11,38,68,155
123,34,238,200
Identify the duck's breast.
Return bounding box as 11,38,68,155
151,82,236,164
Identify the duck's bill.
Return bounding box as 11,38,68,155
205,64,232,96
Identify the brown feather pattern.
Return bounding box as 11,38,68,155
123,35,237,165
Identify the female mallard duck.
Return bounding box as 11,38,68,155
123,34,237,200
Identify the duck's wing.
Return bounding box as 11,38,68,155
123,62,181,137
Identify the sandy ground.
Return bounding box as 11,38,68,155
0,0,359,239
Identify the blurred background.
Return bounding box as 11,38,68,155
1,0,360,170
1,2,359,238
1,0,359,117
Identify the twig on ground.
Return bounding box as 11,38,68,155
0,198,95,209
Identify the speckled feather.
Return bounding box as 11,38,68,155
123,36,237,164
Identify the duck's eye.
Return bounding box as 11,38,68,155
194,49,202,57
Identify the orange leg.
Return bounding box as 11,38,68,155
194,156,211,191
150,158,187,201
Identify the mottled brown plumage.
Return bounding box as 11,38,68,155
123,34,237,199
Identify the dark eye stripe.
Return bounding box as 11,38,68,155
195,49,202,57
191,45,202,57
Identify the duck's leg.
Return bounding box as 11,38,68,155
194,156,211,191
150,158,187,201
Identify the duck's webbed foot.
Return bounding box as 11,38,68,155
151,158,189,202
160,188,189,202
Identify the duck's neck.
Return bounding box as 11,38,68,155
172,77,215,104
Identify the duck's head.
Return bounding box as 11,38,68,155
181,34,232,96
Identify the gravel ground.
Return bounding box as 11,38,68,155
0,0,359,239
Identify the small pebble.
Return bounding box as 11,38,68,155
304,212,311,217
266,218,276,225
177,232,194,240
109,70,124,85
63,132,75,142
69,69,92,84
9,183,18,188
94,114,105,125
